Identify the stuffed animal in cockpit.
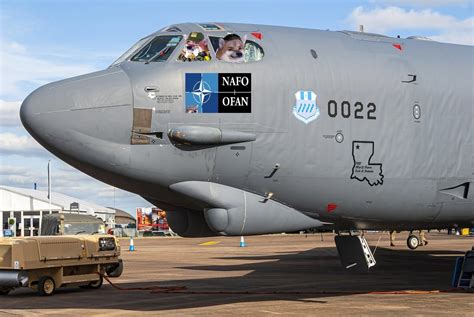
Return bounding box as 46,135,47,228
216,34,247,63
178,38,211,62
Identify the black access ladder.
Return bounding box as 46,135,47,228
453,249,474,289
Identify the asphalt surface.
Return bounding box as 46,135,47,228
0,232,473,316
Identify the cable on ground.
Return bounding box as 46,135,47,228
98,273,466,296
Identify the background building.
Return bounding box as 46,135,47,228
111,208,136,227
0,185,115,237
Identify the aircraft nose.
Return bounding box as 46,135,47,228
20,84,54,142
20,68,133,157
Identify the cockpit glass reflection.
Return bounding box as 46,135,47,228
110,36,152,67
131,35,182,62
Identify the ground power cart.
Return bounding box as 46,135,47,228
0,235,123,296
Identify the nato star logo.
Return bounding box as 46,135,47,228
185,73,218,113
192,80,212,105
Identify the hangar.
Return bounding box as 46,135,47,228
0,185,115,237
111,208,136,227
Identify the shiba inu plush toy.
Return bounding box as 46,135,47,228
216,34,247,63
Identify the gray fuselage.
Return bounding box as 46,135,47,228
20,23,474,234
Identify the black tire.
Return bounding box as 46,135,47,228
87,275,103,289
38,276,56,296
407,235,420,250
0,289,10,296
106,260,124,278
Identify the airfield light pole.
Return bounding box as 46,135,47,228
48,160,52,214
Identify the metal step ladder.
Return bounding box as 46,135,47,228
335,235,376,272
452,248,474,289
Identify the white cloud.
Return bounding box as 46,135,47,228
347,6,474,45
0,164,37,187
0,41,97,98
96,186,134,199
431,18,474,44
369,0,472,7
0,161,91,192
0,165,28,175
0,158,146,213
0,100,22,128
0,132,46,156
349,7,453,32
2,174,33,186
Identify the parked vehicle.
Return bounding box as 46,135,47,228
0,235,123,296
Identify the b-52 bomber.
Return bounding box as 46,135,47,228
20,23,473,269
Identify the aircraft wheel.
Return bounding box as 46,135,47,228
0,289,10,295
407,235,420,250
86,275,103,289
38,276,56,296
106,259,123,278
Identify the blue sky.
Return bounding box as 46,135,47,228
0,0,473,214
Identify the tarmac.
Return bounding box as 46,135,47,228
0,232,473,316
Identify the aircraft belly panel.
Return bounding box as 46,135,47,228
246,174,439,223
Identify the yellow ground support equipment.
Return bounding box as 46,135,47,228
0,235,122,296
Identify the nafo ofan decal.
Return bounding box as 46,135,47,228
185,73,251,113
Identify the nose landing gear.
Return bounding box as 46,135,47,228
407,230,428,250
407,234,420,250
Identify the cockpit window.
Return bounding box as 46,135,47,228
177,32,211,62
131,35,182,62
163,26,182,32
209,34,264,63
199,23,223,31
244,41,264,62
110,36,153,66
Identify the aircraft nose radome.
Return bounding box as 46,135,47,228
20,68,134,173
21,68,133,148
19,95,32,133
20,85,52,140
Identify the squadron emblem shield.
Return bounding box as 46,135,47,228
293,90,319,124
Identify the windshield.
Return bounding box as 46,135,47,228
110,36,153,67
131,35,182,62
